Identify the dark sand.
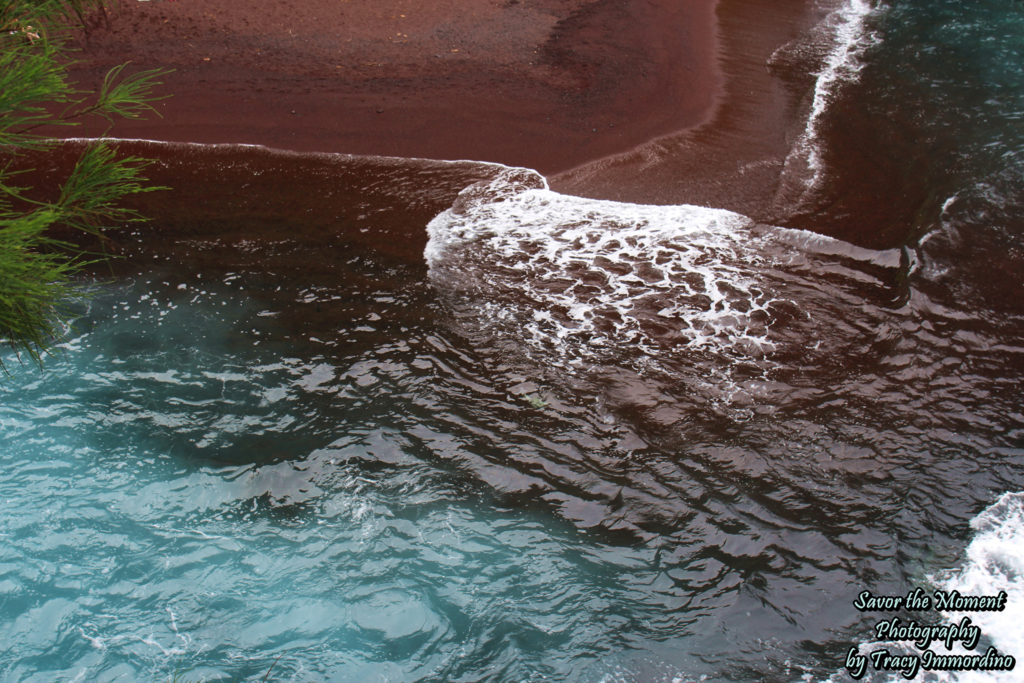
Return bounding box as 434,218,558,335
63,0,720,176
552,0,827,219
55,0,860,241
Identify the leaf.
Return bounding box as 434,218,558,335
0,1,169,371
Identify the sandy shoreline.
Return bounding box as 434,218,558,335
62,0,720,177
551,0,827,219
50,0,845,240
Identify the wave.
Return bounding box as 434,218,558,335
773,0,881,213
924,491,1024,682
825,492,1024,683
424,167,904,423
426,169,765,359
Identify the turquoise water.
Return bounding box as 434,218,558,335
0,273,695,681
2,0,1024,680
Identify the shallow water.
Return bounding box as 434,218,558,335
2,0,1024,680
3,270,656,681
1,167,1019,680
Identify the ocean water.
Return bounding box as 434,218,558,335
2,0,1023,681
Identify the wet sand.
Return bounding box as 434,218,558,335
551,0,827,220
54,0,851,239
63,0,720,176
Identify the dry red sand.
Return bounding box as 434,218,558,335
64,0,720,176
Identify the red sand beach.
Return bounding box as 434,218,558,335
64,0,720,177
57,0,835,228
553,0,827,219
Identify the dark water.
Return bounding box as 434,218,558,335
2,0,1023,681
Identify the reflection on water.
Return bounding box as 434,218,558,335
1,150,1021,678
3,0,1024,675
3,271,673,681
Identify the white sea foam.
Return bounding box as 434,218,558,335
777,0,880,207
922,491,1024,682
819,492,1024,683
426,166,904,383
426,169,787,371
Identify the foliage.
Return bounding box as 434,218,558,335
524,394,548,409
0,0,168,369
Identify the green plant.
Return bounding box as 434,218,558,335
0,0,168,370
524,394,548,409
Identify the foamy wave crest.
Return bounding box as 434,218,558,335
425,168,902,416
923,491,1024,682
426,169,785,370
822,493,1024,683
776,0,879,208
